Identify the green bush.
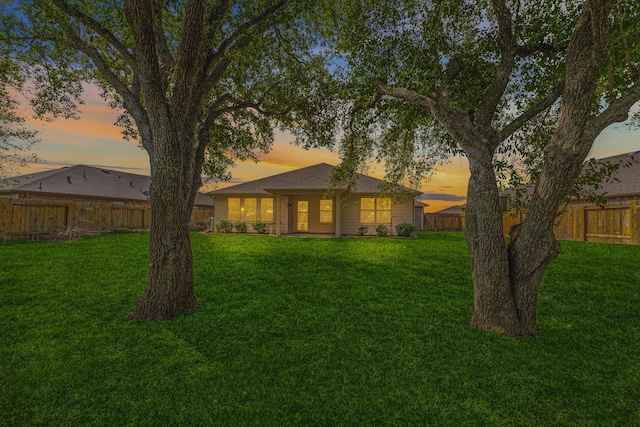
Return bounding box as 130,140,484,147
215,220,233,233
375,224,389,237
253,221,269,234
357,225,369,236
395,223,416,237
234,221,248,233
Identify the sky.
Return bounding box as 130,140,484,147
14,84,640,213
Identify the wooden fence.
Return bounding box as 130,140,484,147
424,213,465,231
1,197,214,241
502,199,640,245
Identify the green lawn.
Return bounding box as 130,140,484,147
1,232,639,426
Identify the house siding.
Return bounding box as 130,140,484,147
279,195,289,234
213,195,228,225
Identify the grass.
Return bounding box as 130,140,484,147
1,232,639,426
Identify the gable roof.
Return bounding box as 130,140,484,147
591,151,640,198
501,150,640,201
434,204,466,214
0,165,213,207
208,163,420,195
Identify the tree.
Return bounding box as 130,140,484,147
0,60,38,183
1,0,338,320
332,0,640,336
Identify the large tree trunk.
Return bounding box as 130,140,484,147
464,149,525,336
125,132,200,321
465,151,559,338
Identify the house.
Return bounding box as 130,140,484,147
209,163,422,236
0,165,214,239
502,151,640,244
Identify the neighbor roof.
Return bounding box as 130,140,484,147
592,151,640,198
434,205,466,214
1,165,213,206
501,151,640,200
208,163,420,195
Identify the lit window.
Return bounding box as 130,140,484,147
228,198,241,221
376,198,391,222
360,198,376,223
260,198,274,222
320,199,333,223
360,197,391,223
244,198,257,222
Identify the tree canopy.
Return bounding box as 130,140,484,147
329,0,640,336
0,60,38,183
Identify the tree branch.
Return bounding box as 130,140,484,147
151,0,174,91
49,0,137,70
172,0,205,102
500,83,564,138
477,0,516,129
583,82,640,143
204,0,288,77
59,25,153,154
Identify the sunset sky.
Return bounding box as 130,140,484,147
15,84,640,213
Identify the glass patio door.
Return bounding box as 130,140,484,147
297,200,308,231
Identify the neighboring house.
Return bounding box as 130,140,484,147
209,163,422,236
0,165,214,240
502,151,640,244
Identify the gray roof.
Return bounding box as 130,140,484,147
434,205,466,214
501,150,640,200
1,165,213,206
209,163,420,195
592,151,640,198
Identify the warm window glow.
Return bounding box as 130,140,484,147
320,199,333,223
376,198,391,222
360,197,391,223
228,198,241,221
260,198,274,222
360,197,375,223
244,198,257,222
297,200,308,231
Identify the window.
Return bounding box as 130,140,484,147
360,197,391,223
244,198,257,222
320,199,333,223
228,198,241,221
260,198,274,222
228,197,274,222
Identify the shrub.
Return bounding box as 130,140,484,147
234,221,247,233
215,220,233,233
375,224,389,237
253,220,269,234
357,225,369,236
395,222,416,237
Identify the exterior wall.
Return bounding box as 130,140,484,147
502,198,640,245
0,195,213,241
278,195,289,234
341,194,414,235
213,195,228,226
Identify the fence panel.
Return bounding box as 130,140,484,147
584,206,632,244
502,199,639,245
424,213,465,231
111,206,146,228
1,197,214,240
